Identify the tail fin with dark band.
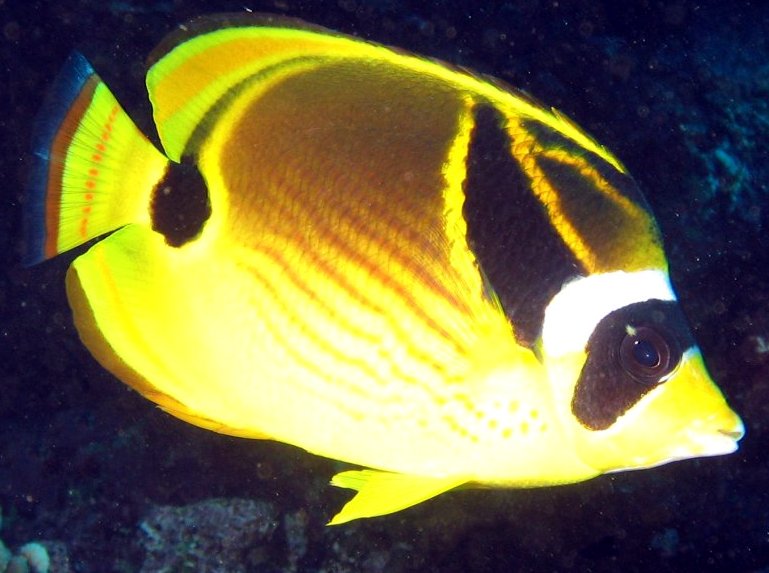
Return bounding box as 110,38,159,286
25,52,168,265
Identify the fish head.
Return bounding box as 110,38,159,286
540,270,744,474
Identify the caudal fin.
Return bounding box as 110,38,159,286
25,52,168,265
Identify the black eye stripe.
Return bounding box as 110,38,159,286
571,300,693,431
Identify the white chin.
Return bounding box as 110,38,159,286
657,432,742,466
607,433,742,473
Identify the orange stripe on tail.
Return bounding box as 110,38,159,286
25,52,169,266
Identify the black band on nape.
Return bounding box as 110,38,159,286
463,104,583,347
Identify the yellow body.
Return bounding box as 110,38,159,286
28,14,743,524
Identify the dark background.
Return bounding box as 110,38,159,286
1,1,768,571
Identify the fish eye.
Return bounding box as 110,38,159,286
618,326,681,385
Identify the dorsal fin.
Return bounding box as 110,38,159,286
145,13,381,162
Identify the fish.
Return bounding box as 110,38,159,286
25,13,744,525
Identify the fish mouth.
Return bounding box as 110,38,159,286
718,427,745,441
688,417,745,457
699,433,740,456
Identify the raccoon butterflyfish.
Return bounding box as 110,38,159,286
25,13,744,525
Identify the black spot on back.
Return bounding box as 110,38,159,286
463,104,583,347
572,299,694,431
151,159,211,247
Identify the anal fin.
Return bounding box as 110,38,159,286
328,469,467,525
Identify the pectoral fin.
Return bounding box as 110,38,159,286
328,469,467,525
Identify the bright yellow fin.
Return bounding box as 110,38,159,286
145,15,386,162
25,52,167,264
66,224,192,411
65,223,268,439
328,470,467,525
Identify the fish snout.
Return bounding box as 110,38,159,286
686,411,745,457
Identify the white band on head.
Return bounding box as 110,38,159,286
541,270,677,357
